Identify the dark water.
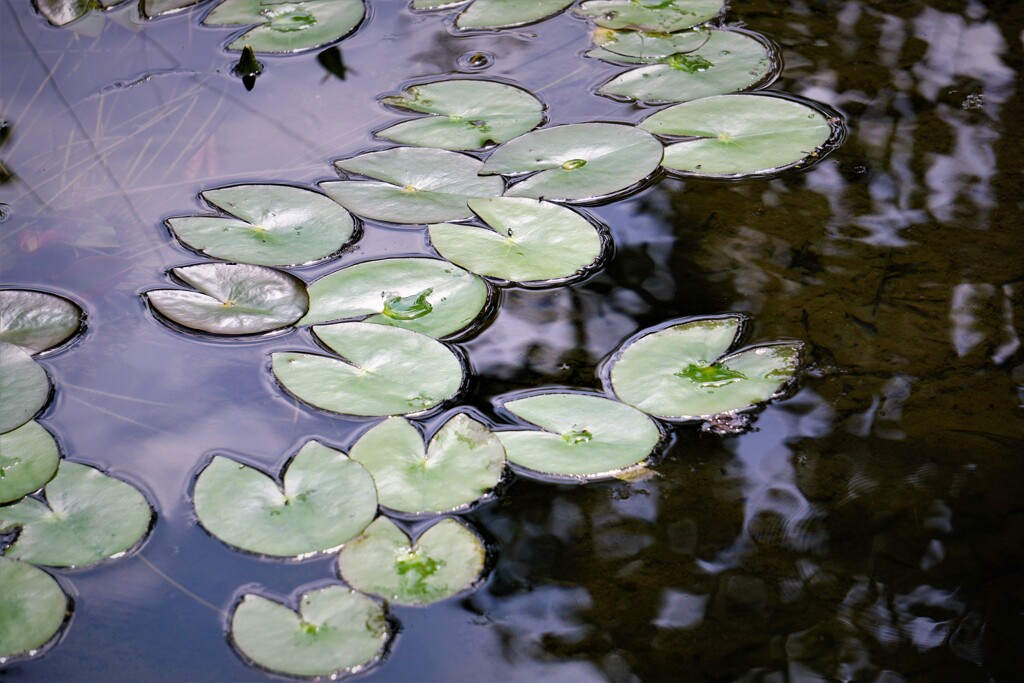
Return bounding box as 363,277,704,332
1,0,1023,681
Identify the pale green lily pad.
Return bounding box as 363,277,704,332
337,517,485,606
300,257,489,338
481,123,663,202
322,148,504,224
640,94,835,176
0,342,51,435
231,585,389,678
0,461,153,568
349,413,505,515
0,557,68,662
607,315,803,420
141,0,204,18
0,422,59,505
411,0,465,8
496,392,661,479
272,322,464,417
167,185,356,267
144,263,308,335
587,26,709,64
0,290,82,356
456,0,575,30
598,30,775,103
193,441,377,558
574,0,724,32
428,198,604,285
204,0,366,53
377,80,544,151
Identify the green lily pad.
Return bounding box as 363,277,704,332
428,197,604,285
587,26,709,64
598,30,775,103
231,585,389,678
0,290,83,356
0,461,153,568
322,148,504,224
204,0,366,53
377,79,544,151
455,0,575,30
166,185,356,267
607,315,804,420
480,123,663,202
300,257,489,338
574,0,724,32
640,94,835,176
337,517,485,606
193,441,377,558
0,342,51,436
349,413,505,515
272,322,464,417
0,421,60,505
144,263,308,336
0,557,68,662
140,0,204,18
496,392,661,479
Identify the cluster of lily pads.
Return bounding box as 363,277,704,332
0,290,154,663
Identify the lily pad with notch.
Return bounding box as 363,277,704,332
412,0,574,30
272,322,464,417
0,289,83,356
144,263,308,336
587,26,710,64
193,441,377,558
0,342,51,435
322,147,504,224
574,0,725,32
0,557,68,662
495,391,662,480
428,197,605,286
0,421,60,505
337,516,486,606
203,0,366,53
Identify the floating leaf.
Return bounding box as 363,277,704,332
337,517,485,606
575,0,724,32
193,441,377,558
496,392,661,479
411,0,466,8
32,0,119,27
455,0,575,30
0,461,152,568
428,198,604,285
640,93,835,176
587,26,710,64
0,342,51,435
144,263,308,335
272,322,464,417
166,185,356,267
300,257,488,338
0,290,83,356
322,148,504,224
377,79,544,151
607,315,803,420
598,30,775,103
140,0,204,18
480,123,663,202
0,422,59,505
349,414,505,515
0,557,67,662
204,0,366,54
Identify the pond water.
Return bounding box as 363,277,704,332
1,0,1023,680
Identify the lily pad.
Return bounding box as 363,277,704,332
337,517,486,606
0,422,60,505
598,30,775,103
322,148,504,224
587,26,710,64
496,392,661,479
0,461,153,568
639,94,835,176
193,441,377,558
349,414,505,515
166,185,356,267
204,0,366,53
0,557,68,662
377,79,545,151
231,585,389,678
428,198,604,285
144,263,308,336
574,0,725,32
480,123,663,202
607,315,804,420
141,0,204,18
33,0,125,27
300,257,489,338
0,290,83,355
0,342,51,435
455,0,575,30
272,322,464,417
